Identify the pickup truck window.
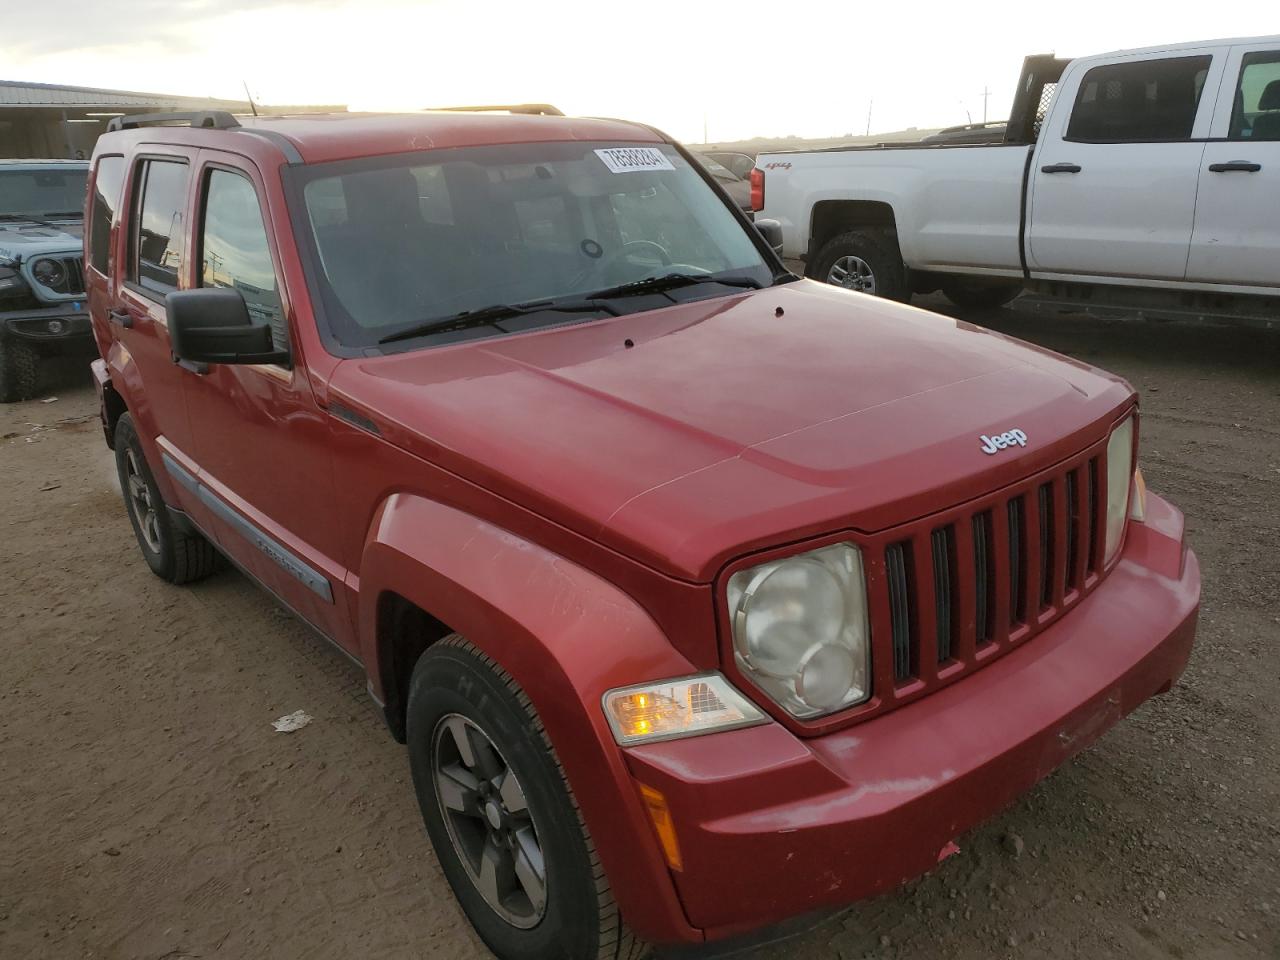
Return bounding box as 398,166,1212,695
1230,51,1280,140
88,156,125,276
130,159,189,296
199,169,287,350
293,141,771,350
1066,55,1211,142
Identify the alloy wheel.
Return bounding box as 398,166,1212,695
828,255,877,294
125,448,161,552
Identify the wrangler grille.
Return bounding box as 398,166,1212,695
870,441,1108,706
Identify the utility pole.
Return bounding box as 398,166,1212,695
865,100,873,137
703,113,708,144
982,85,990,124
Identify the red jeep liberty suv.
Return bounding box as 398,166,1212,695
85,109,1199,960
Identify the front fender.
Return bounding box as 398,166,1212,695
358,493,704,945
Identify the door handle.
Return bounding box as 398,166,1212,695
108,308,133,328
1041,163,1082,174
1208,161,1261,173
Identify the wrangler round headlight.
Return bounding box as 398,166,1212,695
728,542,870,718
31,257,66,289
1104,415,1136,565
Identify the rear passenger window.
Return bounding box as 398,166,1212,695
1230,51,1280,140
130,159,190,296
88,156,124,276
199,170,286,350
1067,56,1212,142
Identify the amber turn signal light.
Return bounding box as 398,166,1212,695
637,782,683,871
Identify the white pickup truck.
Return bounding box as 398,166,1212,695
755,36,1280,319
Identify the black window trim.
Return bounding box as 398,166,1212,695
195,160,292,367
1060,54,1216,146
87,153,125,279
124,153,192,306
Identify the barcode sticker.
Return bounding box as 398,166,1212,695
594,147,675,173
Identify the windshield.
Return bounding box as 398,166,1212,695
294,140,773,350
0,168,88,219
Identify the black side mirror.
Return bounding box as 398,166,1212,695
166,288,290,368
753,218,784,257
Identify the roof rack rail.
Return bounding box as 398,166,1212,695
424,103,565,116
106,111,242,132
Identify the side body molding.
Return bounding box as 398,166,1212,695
357,493,702,944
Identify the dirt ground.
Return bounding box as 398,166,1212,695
1,301,1278,960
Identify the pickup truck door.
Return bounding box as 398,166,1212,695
174,150,354,649
1185,43,1280,289
1027,48,1227,281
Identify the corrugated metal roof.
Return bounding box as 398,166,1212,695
0,79,249,110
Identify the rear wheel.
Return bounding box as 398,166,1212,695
942,280,1023,310
0,338,41,402
808,229,909,302
407,637,646,960
114,413,221,584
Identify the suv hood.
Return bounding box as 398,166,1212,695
0,219,83,260
334,280,1133,582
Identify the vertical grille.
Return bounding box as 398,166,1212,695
1038,483,1054,609
1008,497,1026,625
972,512,994,645
1065,470,1080,590
1086,457,1100,573
931,527,955,662
885,542,915,681
66,256,86,296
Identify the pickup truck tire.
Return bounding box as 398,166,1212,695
407,636,647,960
809,229,909,302
0,338,41,403
942,280,1024,310
113,413,221,585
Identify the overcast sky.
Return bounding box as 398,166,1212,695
2,1,1275,142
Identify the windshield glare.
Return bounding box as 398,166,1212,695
0,168,88,219
298,141,771,349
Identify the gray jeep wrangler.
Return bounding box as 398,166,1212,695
0,159,92,402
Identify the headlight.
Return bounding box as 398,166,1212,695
602,673,766,745
727,541,870,718
1104,415,1136,564
31,257,66,289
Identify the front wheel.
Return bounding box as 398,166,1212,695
0,338,41,403
808,229,910,302
407,637,646,960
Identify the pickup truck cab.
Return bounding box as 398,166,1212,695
88,108,1198,959
0,159,93,401
757,36,1280,320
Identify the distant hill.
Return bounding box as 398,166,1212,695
695,127,944,155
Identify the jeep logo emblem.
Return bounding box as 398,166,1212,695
980,429,1028,455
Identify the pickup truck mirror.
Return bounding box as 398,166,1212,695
166,288,290,368
753,218,784,257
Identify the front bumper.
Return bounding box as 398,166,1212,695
2,303,93,345
622,492,1198,942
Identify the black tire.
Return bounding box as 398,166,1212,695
113,413,221,584
407,637,646,960
0,338,41,403
807,229,910,302
942,280,1023,310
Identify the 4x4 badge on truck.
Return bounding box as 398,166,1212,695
980,429,1028,455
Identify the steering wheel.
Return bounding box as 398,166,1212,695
572,239,672,288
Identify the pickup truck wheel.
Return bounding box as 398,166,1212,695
408,637,646,960
809,230,909,302
942,280,1024,310
113,413,221,585
0,338,41,403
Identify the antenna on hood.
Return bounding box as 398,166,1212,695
242,80,260,118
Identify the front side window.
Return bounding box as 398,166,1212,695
88,156,125,276
130,160,190,296
200,170,286,350
0,166,88,220
1067,55,1212,142
293,140,772,351
1230,51,1280,140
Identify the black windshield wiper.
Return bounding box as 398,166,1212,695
378,299,618,345
582,272,763,300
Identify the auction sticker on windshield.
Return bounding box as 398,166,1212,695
595,147,675,173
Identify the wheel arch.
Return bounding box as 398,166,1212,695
808,199,899,261
359,492,701,944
